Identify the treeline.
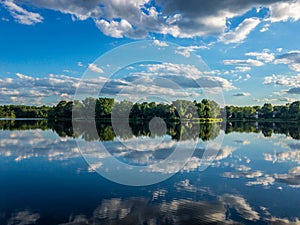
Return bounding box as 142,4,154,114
1,98,299,121
0,105,51,118
225,101,300,120
49,97,221,121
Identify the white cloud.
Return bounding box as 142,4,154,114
6,211,40,225
95,19,135,38
264,149,300,164
220,194,260,221
277,48,283,53
88,63,104,73
3,0,300,40
274,51,300,72
274,172,300,188
144,62,202,78
246,175,275,187
215,146,237,161
0,130,82,162
269,1,300,22
77,62,84,67
278,96,296,102
235,66,251,72
153,39,168,47
0,73,110,105
133,63,235,91
244,73,251,80
63,193,300,224
198,76,235,91
16,72,34,80
245,49,275,63
0,62,234,105
232,92,251,97
263,74,300,87
222,171,263,179
234,140,251,145
174,45,208,58
2,0,43,25
260,23,270,32
286,87,300,95
223,59,264,67
289,166,300,175
152,189,167,200
266,217,300,225
219,18,261,44
235,164,251,170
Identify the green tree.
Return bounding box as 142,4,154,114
260,103,273,119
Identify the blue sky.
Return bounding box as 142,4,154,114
0,0,300,106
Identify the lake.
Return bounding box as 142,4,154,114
0,120,300,224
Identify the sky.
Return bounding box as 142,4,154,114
0,0,300,106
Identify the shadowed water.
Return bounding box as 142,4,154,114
0,120,300,224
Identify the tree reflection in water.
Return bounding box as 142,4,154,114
0,119,299,141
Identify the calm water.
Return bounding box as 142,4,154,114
0,120,300,224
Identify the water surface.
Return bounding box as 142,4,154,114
0,120,300,224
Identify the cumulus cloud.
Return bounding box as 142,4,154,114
174,45,208,58
235,66,252,72
274,169,300,188
122,62,235,94
219,194,260,221
3,0,300,40
263,74,300,88
264,149,300,164
278,96,296,102
174,179,201,193
198,76,235,91
142,62,202,78
0,61,234,105
260,23,270,32
246,175,275,187
266,217,300,225
269,1,300,22
6,210,40,225
0,130,81,162
274,51,300,72
88,63,105,74
0,73,109,105
153,39,168,47
2,0,43,25
232,92,251,97
277,48,283,53
245,49,275,63
223,59,264,67
95,19,135,38
77,62,84,67
62,193,265,224
234,140,251,145
287,87,300,94
214,146,237,161
222,171,263,179
219,18,261,44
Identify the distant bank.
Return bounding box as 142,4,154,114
0,98,299,121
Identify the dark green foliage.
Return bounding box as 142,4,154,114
1,119,299,141
225,121,300,139
1,98,299,121
0,105,51,118
95,98,115,118
225,101,300,120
